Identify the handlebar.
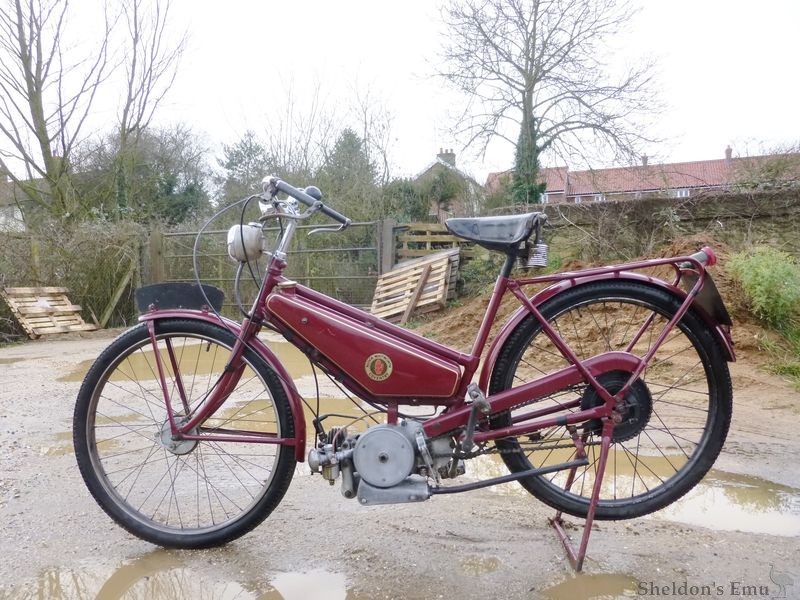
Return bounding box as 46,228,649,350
689,246,717,267
679,246,717,271
267,177,352,229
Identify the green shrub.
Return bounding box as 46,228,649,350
458,256,501,297
729,247,800,330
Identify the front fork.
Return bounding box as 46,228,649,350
145,320,249,437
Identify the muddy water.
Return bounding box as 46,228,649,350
57,336,313,383
1,550,353,600
214,396,377,439
460,554,502,575
0,357,26,365
40,431,123,457
541,573,640,599
659,471,800,536
468,453,800,537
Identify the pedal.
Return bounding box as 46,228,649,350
460,384,491,454
467,383,490,414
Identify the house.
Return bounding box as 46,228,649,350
0,168,25,232
485,147,800,204
414,149,485,222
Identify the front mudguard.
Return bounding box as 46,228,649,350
138,309,307,461
477,272,735,393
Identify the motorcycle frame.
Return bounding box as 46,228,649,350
139,227,732,465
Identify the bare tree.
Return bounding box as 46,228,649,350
440,0,657,202
351,86,394,187
0,0,110,218
115,0,185,212
263,80,338,178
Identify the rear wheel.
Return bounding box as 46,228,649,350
489,281,732,520
73,319,297,548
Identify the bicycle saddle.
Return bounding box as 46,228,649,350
445,212,544,253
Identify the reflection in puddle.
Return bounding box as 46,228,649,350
1,551,350,600
660,471,800,536
270,570,348,600
541,573,639,600
469,454,800,537
58,338,312,382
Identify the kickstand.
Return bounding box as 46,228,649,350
549,422,613,572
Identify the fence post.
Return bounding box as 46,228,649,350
29,236,41,285
380,218,397,274
148,227,165,284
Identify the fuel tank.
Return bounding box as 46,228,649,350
266,291,461,399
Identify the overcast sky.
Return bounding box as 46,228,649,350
95,0,800,184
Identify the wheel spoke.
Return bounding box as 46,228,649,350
76,324,293,544
487,282,729,520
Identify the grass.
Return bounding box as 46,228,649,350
730,247,800,389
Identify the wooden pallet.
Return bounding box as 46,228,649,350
1,286,98,339
370,249,459,324
396,222,487,262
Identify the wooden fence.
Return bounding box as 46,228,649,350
395,222,486,263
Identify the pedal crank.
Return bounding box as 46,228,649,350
460,383,491,454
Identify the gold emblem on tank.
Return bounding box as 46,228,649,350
365,353,393,381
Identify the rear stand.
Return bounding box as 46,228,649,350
548,423,613,572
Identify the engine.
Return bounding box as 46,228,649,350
308,419,462,506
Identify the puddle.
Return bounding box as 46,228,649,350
212,395,374,441
270,569,348,600
39,432,74,457
58,338,312,383
1,551,351,600
541,573,639,600
468,452,800,537
460,554,502,575
660,471,800,536
0,357,26,365
39,431,121,457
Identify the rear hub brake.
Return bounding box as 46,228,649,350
580,370,653,443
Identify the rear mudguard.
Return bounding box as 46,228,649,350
477,272,736,393
138,309,306,461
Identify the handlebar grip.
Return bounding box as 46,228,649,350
273,179,352,228
689,246,717,267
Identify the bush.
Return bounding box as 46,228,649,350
0,219,147,336
728,247,800,330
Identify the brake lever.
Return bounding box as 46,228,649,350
308,223,348,236
259,200,323,222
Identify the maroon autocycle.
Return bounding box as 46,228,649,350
74,177,733,570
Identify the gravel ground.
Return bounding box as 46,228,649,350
0,330,798,600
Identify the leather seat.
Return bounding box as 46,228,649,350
445,212,544,253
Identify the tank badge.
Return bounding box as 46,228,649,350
365,353,393,381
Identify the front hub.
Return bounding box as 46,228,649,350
155,418,199,455
580,371,653,442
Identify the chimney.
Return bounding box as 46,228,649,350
437,148,456,166
641,155,648,167
725,146,733,162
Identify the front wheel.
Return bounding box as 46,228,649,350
489,280,732,520
73,319,297,548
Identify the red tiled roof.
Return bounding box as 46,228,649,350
567,159,735,195
486,153,800,197
484,169,512,195
485,166,568,194
540,166,569,192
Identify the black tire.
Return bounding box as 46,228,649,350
489,280,732,520
73,319,297,548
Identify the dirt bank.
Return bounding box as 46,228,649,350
0,326,798,599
